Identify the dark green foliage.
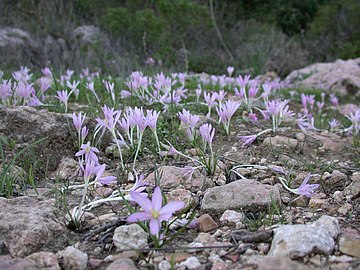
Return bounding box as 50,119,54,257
0,0,359,76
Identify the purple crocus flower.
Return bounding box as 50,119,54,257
346,109,360,135
72,112,86,133
75,142,100,164
0,80,12,102
94,164,117,185
296,175,319,197
238,134,257,147
146,109,160,130
236,75,250,88
227,66,234,77
127,186,185,235
199,123,215,145
55,90,71,104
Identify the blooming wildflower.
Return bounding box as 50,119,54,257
81,126,88,141
0,80,12,102
227,66,234,77
15,81,34,100
178,109,199,141
329,119,340,132
55,90,71,105
199,123,215,145
329,93,339,107
72,112,86,133
239,134,257,147
236,75,250,88
204,92,218,117
279,174,319,198
127,186,185,235
248,112,258,123
66,80,80,99
215,90,227,103
75,142,99,164
27,95,43,106
95,105,121,132
346,109,360,135
297,175,320,197
94,164,117,185
248,85,258,98
146,109,160,130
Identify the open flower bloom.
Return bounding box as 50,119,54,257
127,187,185,235
278,174,319,198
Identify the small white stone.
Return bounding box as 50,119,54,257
188,242,204,253
113,224,148,250
220,210,244,225
180,256,201,270
158,260,171,270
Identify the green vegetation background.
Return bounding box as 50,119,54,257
1,0,359,76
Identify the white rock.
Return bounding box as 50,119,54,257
113,224,148,250
220,210,245,225
57,246,88,270
269,215,339,258
158,260,171,270
180,256,201,269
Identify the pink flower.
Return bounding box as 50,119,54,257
199,123,215,145
127,187,185,235
296,175,319,197
72,112,86,133
239,134,257,147
227,66,234,77
75,142,99,164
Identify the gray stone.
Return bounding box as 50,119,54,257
344,173,360,198
26,252,60,270
180,256,201,270
106,258,138,270
286,58,360,96
0,106,75,172
0,197,67,257
0,255,38,270
219,210,245,225
256,256,311,270
113,224,148,250
269,215,340,258
262,136,298,149
145,166,214,191
201,179,281,213
71,25,104,45
57,246,88,270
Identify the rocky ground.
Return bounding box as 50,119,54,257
0,102,359,270
0,60,360,270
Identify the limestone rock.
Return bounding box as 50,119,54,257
286,58,360,96
106,258,138,270
262,136,298,149
0,197,67,257
201,179,281,213
145,166,214,191
269,215,340,258
113,224,148,250
0,106,75,172
57,246,88,270
26,252,60,270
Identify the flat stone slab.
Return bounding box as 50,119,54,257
0,197,67,257
269,215,340,258
201,179,281,213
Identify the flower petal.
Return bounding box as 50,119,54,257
152,187,163,212
127,212,151,223
149,218,160,235
130,191,152,213
159,201,185,216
